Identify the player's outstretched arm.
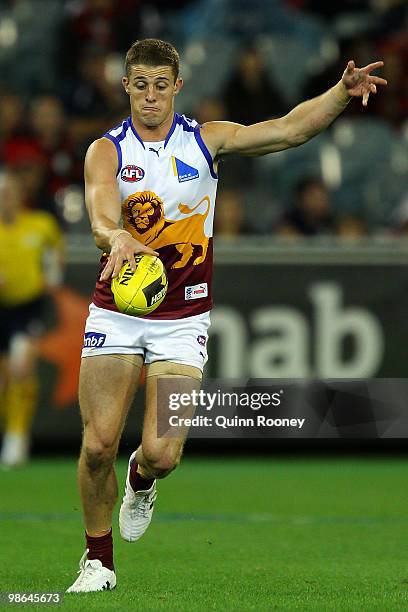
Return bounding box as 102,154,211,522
202,60,387,158
85,138,158,280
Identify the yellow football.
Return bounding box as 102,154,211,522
111,254,168,316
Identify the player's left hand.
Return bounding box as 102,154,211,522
342,60,387,106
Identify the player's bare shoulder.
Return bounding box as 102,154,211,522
85,137,118,183
200,120,243,158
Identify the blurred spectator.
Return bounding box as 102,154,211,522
28,94,82,196
3,138,62,223
369,0,407,39
214,189,246,239
1,93,81,223
372,37,407,127
277,177,336,237
219,46,289,192
0,168,64,467
302,37,376,106
218,46,290,191
60,48,128,149
336,214,367,240
57,0,142,80
194,98,226,125
301,11,407,127
221,46,288,125
0,91,25,156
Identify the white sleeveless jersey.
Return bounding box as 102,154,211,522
92,113,218,319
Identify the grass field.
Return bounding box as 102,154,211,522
1,456,408,611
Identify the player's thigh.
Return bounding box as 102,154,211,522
79,354,143,447
142,362,202,461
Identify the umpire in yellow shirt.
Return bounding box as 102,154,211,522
0,168,64,466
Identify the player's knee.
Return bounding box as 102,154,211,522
155,455,180,479
142,446,181,478
150,459,178,479
82,439,117,473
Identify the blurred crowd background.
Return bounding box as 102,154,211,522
0,0,407,239
0,0,407,463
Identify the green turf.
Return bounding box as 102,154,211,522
1,456,408,611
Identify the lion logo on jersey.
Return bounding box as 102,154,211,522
123,190,210,269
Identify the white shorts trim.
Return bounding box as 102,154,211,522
81,303,211,371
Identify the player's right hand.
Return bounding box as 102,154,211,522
100,232,159,281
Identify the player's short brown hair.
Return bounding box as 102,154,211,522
125,39,180,81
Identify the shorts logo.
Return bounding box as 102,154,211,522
121,165,145,182
185,283,208,301
197,335,206,346
83,332,106,348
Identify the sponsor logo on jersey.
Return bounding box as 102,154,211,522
197,335,207,346
121,165,145,182
172,156,199,183
185,283,208,300
83,332,106,348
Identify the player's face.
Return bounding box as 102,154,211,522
123,65,183,128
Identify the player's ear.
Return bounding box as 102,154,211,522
122,76,130,95
174,77,183,95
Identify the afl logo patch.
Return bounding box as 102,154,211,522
121,165,145,182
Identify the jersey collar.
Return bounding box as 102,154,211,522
129,113,178,150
